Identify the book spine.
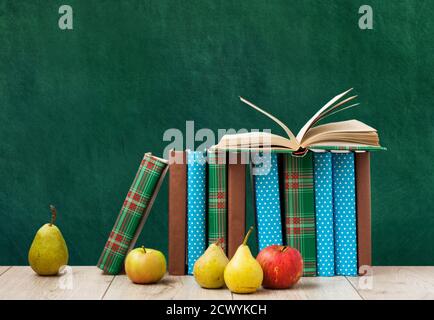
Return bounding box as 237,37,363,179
355,152,372,274
252,152,283,251
97,153,168,275
227,153,246,259
283,152,317,276
187,150,207,275
313,152,335,276
207,150,227,251
168,151,187,275
332,153,358,276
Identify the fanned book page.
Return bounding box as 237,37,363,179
207,150,227,252
187,150,207,275
332,153,358,276
214,89,385,153
313,152,335,276
283,152,317,276
251,153,283,251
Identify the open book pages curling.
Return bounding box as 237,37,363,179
214,89,385,154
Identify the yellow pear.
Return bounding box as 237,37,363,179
28,205,69,276
193,239,229,289
224,227,263,293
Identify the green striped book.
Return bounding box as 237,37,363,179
207,149,227,252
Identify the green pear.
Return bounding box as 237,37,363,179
28,205,69,276
224,227,263,294
193,239,229,288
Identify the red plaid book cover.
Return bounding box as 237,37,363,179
283,152,317,276
97,153,168,274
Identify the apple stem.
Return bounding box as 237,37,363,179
141,246,146,253
49,205,57,226
242,226,254,246
281,246,288,253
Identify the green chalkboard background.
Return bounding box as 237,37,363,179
1,0,433,266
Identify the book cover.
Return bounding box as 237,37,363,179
356,152,372,274
98,153,168,275
168,150,187,275
227,153,246,259
283,152,317,276
332,152,358,276
313,152,335,276
187,150,207,275
251,152,283,251
207,149,227,251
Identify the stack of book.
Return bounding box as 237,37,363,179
168,89,384,277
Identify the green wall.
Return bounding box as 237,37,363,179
1,0,433,265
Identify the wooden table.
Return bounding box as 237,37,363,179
0,266,433,300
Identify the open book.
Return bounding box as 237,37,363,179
214,89,385,154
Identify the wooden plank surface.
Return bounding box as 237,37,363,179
232,276,361,300
1,266,434,300
0,266,113,300
104,274,232,300
347,266,434,300
0,266,11,277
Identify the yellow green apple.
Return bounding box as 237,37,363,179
125,246,166,284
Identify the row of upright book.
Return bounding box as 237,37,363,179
168,149,372,277
97,90,382,276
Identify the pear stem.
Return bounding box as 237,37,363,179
49,205,57,226
214,238,224,247
242,226,254,246
141,246,146,253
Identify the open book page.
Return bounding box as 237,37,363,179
295,88,355,142
215,131,296,150
300,120,379,147
239,97,300,150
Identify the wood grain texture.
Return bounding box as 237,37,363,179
232,277,361,300
0,266,113,300
347,266,434,300
0,266,11,277
1,267,434,299
104,274,232,300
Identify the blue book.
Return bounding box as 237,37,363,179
251,152,283,251
332,153,358,276
313,152,335,276
187,150,207,275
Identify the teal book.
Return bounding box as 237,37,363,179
332,153,358,276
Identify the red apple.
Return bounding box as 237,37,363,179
256,245,303,289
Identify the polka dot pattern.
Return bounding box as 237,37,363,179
252,153,283,251
313,152,335,276
187,150,206,275
332,153,358,276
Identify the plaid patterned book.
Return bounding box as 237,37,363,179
313,152,335,276
187,150,207,275
332,153,358,276
97,153,168,275
207,149,227,252
283,152,317,276
251,152,283,251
